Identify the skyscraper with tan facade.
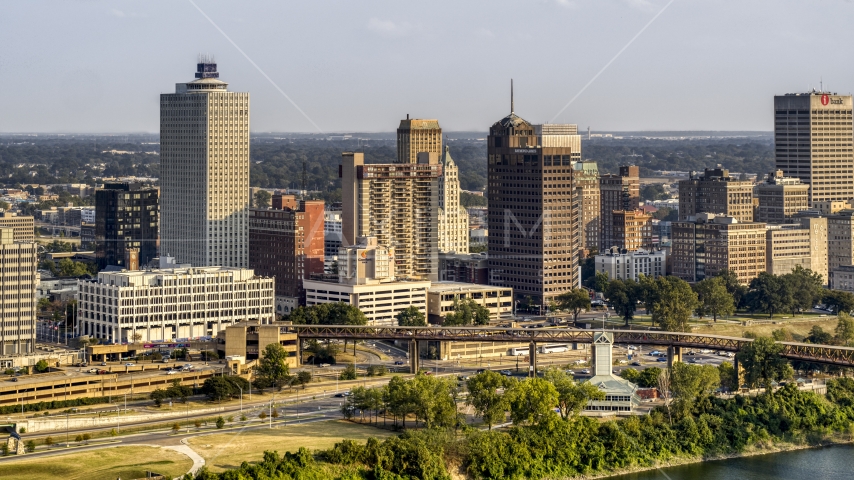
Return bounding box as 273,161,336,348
755,170,810,224
340,152,441,281
600,166,639,250
160,57,249,268
612,210,653,251
486,91,581,312
0,228,37,354
774,91,854,204
397,116,442,164
678,167,754,222
574,161,600,253
438,146,470,254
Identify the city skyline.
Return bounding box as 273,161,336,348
3,1,854,133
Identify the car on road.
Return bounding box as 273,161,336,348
580,369,591,374
125,363,135,367
100,362,107,366
700,349,712,354
648,350,662,356
499,370,512,376
319,363,331,368
334,392,346,398
476,368,487,374
162,357,171,363
630,361,641,366
686,351,696,355
687,358,697,363
656,357,667,362
166,369,178,375
627,346,638,350
393,361,405,365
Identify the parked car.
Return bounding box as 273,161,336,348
580,369,591,374
393,361,405,365
319,363,331,368
100,361,107,366
630,361,641,366
656,357,668,362
125,363,135,367
162,357,171,363
166,369,178,375
499,370,512,376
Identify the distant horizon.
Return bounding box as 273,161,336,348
0,130,775,136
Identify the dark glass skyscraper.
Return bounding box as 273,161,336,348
95,183,159,269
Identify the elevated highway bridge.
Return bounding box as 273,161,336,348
288,325,854,375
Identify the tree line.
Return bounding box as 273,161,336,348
587,266,842,331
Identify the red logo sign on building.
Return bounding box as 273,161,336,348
821,94,830,105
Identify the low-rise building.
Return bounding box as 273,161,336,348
77,262,275,343
583,332,641,416
595,248,667,282
426,282,513,324
827,210,854,272
831,265,854,293
217,321,299,367
755,170,810,224
438,252,489,284
303,279,430,327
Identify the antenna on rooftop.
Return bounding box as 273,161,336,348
511,79,514,114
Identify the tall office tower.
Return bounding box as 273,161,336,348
160,56,249,268
248,194,325,314
340,152,441,281
438,146,470,254
755,170,810,224
611,209,653,251
397,116,442,164
0,212,34,242
671,214,766,285
573,161,600,253
94,183,159,269
775,91,854,204
486,91,581,312
0,228,37,354
678,167,754,222
599,165,640,250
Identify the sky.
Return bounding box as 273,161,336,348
2,0,854,134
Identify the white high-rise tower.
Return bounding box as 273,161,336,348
438,145,470,254
160,56,249,267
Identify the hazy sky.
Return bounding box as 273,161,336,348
3,0,854,133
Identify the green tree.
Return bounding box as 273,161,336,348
443,298,490,326
589,271,610,293
746,272,792,318
505,377,559,426
606,279,639,326
650,276,699,332
694,277,735,322
339,363,357,381
82,433,91,443
410,374,458,429
202,376,237,402
669,363,720,418
783,266,824,315
256,343,292,389
715,269,749,309
150,388,167,407
824,289,854,315
396,306,427,327
553,289,591,324
806,325,833,344
296,370,312,389
34,359,50,373
736,336,788,391
637,367,662,388
836,312,854,346
44,436,54,448
718,361,738,391
620,368,641,383
215,416,225,429
254,190,272,209
24,440,35,453
542,367,604,420
466,370,511,429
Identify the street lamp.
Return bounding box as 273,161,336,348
236,385,243,414
269,394,277,429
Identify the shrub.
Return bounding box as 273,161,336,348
24,440,35,453
259,411,268,420
240,414,247,422
216,416,225,429
82,433,91,442
272,409,279,418
194,420,201,428
172,423,180,433
339,364,357,381
75,434,83,442
44,436,54,447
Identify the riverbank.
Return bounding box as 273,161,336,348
584,434,854,480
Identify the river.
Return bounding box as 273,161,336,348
604,444,854,480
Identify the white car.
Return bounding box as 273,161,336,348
166,370,178,375
319,363,331,368
125,363,135,367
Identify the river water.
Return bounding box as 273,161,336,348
604,444,854,480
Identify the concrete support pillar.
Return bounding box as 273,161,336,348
409,340,419,374
673,346,682,364
667,345,674,370
528,341,537,377
296,339,303,366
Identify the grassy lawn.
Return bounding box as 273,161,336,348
0,446,192,480
188,419,394,473
693,316,840,340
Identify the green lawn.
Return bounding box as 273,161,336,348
188,419,394,473
0,446,193,480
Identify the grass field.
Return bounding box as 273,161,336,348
693,316,840,340
0,446,193,480
188,419,395,473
